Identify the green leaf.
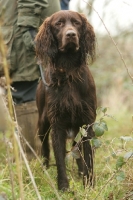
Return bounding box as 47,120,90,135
96,107,108,114
65,146,81,161
79,127,87,137
111,152,117,159
65,151,72,164
71,146,80,159
116,171,125,182
74,131,82,143
93,121,108,137
93,123,104,137
82,124,87,128
116,156,126,170
105,140,110,145
124,151,133,160
101,107,108,114
100,120,108,131
120,136,133,142
96,107,102,114
74,126,87,143
91,138,102,148
105,156,110,163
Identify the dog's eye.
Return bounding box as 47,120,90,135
56,21,63,26
73,20,80,25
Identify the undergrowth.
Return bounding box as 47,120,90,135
0,107,133,200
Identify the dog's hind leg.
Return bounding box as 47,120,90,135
82,135,94,187
38,116,50,168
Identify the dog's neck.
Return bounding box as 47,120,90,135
51,50,85,71
46,50,87,87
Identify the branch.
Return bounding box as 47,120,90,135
82,0,133,83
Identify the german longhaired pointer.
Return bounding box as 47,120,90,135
35,10,97,190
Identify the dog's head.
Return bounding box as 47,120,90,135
35,10,95,63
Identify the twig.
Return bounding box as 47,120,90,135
15,123,61,199
82,0,133,83
13,109,60,199
3,132,15,200
93,172,117,200
94,147,133,200
122,191,133,200
17,129,61,200
0,25,24,200
14,131,42,200
15,129,61,200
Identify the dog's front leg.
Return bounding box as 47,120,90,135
51,128,69,191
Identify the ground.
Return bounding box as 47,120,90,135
0,108,133,200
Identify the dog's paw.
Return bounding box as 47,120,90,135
58,179,69,191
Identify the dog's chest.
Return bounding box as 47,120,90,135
47,80,87,124
46,68,90,124
50,68,72,87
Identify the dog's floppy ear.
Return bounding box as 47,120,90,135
79,13,96,64
35,17,58,63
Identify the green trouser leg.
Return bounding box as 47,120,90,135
15,101,41,160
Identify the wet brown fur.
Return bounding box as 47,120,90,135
35,10,97,191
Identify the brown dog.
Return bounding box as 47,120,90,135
35,10,97,191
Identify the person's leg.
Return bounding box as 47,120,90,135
11,80,38,104
12,80,42,159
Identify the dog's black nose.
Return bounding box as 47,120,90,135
66,30,76,38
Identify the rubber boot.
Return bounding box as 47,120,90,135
15,101,42,160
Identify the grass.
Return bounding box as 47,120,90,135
0,108,133,200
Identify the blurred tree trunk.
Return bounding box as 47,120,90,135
76,0,95,19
